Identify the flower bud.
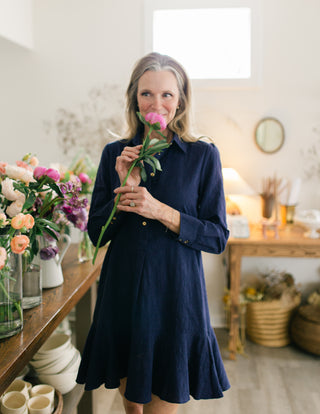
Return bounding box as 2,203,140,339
46,168,60,182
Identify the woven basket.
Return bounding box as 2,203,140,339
246,295,301,347
290,305,320,355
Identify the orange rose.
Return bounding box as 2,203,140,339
24,214,35,229
10,235,29,254
11,213,25,229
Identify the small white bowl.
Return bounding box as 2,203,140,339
38,372,77,395
58,349,81,374
34,347,76,375
36,334,71,357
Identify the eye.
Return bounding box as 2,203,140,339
140,91,150,97
163,92,173,98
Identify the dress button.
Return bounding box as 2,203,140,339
179,238,183,242
184,240,189,244
142,221,147,226
150,172,155,177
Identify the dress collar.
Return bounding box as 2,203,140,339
131,132,187,153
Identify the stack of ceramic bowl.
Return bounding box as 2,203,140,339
29,333,81,394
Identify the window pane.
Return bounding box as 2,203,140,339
153,8,251,79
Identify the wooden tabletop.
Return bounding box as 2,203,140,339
0,244,105,395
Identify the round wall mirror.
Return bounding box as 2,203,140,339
255,118,285,154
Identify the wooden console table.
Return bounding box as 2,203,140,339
0,244,105,412
227,224,320,360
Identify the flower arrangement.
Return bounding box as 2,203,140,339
92,112,171,264
241,270,300,306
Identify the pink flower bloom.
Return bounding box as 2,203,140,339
145,112,167,131
11,235,30,254
45,168,60,182
0,162,7,175
16,160,33,172
34,166,47,179
5,165,34,183
1,178,25,202
78,172,92,184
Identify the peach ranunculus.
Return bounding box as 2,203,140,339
11,213,26,229
16,160,33,172
10,235,30,254
0,162,8,174
5,164,35,184
0,246,7,270
24,214,35,229
6,200,25,218
29,156,39,167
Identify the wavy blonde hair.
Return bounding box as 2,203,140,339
125,52,196,142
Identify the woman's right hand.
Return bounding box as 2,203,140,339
115,145,142,187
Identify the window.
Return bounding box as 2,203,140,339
144,0,262,88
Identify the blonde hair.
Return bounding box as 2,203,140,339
125,52,196,142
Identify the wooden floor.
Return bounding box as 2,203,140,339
92,328,320,414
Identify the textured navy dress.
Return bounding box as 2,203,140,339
76,133,230,404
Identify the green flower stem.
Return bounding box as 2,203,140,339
92,160,139,264
0,279,23,322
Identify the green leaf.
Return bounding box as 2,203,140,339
48,182,63,197
149,138,160,146
42,227,59,240
149,155,162,171
144,158,156,173
140,165,147,182
23,193,36,210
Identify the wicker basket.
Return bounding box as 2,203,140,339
290,304,320,355
246,295,301,347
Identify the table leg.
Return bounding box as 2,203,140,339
228,245,242,360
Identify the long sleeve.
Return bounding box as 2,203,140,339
87,142,125,246
170,143,229,254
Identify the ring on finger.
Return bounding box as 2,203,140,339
131,186,134,193
130,201,135,207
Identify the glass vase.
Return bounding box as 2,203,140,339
22,255,42,309
78,231,94,263
0,252,23,339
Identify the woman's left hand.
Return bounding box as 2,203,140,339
114,185,163,220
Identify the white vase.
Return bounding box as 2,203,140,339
41,234,71,288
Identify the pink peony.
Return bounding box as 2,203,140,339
16,160,33,172
145,112,167,131
34,166,47,179
0,162,8,175
6,199,25,217
5,165,34,183
78,172,92,184
45,168,60,182
1,178,25,202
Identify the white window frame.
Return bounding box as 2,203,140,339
144,0,262,89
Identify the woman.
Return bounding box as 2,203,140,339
76,52,230,414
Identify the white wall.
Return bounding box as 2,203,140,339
1,0,320,326
0,0,33,48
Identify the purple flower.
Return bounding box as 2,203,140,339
40,245,59,260
145,112,167,131
45,168,60,182
34,166,47,179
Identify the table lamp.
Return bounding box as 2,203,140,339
222,168,255,215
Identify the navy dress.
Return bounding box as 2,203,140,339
76,133,230,404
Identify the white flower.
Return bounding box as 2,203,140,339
6,199,25,217
1,177,25,202
5,164,35,183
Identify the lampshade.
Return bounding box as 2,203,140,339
222,168,255,196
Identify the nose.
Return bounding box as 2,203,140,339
150,95,162,111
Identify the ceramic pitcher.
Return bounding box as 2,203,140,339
41,234,71,288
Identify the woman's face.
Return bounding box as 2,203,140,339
137,70,180,131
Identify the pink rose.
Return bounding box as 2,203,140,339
1,178,25,202
34,166,47,179
5,165,34,183
6,199,25,218
45,168,60,182
145,112,167,131
10,235,30,254
11,213,25,229
78,172,92,184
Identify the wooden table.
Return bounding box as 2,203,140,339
227,224,320,360
0,244,105,410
